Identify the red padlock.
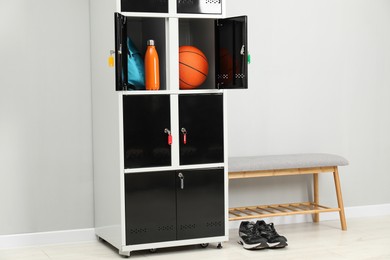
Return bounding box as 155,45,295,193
164,128,172,145
181,128,187,145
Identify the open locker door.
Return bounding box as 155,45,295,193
115,13,128,91
215,16,248,89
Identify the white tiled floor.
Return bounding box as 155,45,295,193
1,216,390,259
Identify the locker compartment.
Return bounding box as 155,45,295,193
177,0,222,14
121,0,168,13
179,19,216,90
115,14,167,91
178,16,248,90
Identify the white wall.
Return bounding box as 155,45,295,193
0,0,93,235
227,0,390,208
0,0,389,236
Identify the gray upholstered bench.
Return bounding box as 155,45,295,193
228,153,348,230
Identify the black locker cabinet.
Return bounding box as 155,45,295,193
125,168,224,245
91,0,248,256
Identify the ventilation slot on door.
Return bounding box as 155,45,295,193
157,225,175,232
206,221,223,228
217,74,229,80
180,224,196,230
129,228,147,234
235,74,246,79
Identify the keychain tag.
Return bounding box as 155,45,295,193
108,50,115,67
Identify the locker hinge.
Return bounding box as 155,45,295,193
121,15,127,25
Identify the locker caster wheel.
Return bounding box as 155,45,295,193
217,243,223,249
200,243,209,248
149,248,157,253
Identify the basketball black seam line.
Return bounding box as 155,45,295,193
179,78,196,88
179,62,207,77
179,51,207,61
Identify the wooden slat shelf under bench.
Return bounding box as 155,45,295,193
229,202,341,221
228,155,348,231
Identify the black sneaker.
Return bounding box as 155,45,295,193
238,221,268,250
255,220,288,248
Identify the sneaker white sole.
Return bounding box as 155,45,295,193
267,241,288,248
238,238,268,250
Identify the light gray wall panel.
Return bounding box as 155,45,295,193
227,0,390,208
0,0,93,235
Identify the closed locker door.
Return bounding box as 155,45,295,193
125,171,176,245
178,94,224,165
176,168,225,240
123,95,171,168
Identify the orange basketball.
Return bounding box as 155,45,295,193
179,46,209,89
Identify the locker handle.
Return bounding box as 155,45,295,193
240,45,245,55
178,172,184,189
164,128,172,145
181,128,187,145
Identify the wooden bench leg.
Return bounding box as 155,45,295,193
333,167,347,231
313,173,319,223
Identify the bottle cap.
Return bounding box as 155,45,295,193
147,39,155,46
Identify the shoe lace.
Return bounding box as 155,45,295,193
265,223,280,238
247,223,262,237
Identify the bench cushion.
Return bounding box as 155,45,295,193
229,153,349,172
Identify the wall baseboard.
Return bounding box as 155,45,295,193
1,204,390,249
0,228,96,249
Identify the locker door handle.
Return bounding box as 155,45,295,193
181,128,187,144
240,45,245,55
178,173,184,189
164,128,172,145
